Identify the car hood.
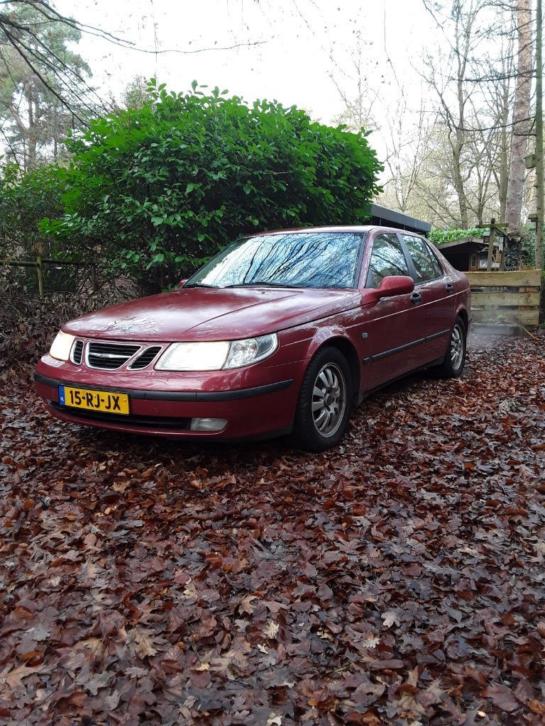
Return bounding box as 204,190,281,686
64,287,361,342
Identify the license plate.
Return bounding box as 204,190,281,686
59,385,130,415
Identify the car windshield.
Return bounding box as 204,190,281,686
186,232,364,289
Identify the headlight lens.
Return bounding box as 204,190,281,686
224,334,278,369
156,341,230,371
156,333,278,371
49,331,75,361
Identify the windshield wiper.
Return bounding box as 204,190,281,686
184,283,218,288
224,281,301,289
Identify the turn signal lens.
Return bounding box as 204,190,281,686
49,331,76,361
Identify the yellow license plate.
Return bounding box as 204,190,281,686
59,385,130,415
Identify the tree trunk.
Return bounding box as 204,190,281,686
505,0,532,234
451,3,471,229
25,83,37,171
536,0,544,269
452,130,470,227
498,77,511,223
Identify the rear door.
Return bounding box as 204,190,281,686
398,234,452,366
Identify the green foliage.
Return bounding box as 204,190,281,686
0,164,68,299
429,227,488,245
519,223,537,267
43,81,382,291
0,163,65,257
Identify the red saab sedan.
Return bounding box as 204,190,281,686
35,227,470,450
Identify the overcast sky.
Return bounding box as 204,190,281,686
54,0,437,163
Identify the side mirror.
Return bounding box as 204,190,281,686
363,275,414,304
178,278,188,288
377,275,414,298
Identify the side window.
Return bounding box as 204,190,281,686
402,235,443,282
366,234,410,288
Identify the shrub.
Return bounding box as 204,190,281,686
43,81,382,291
0,163,65,260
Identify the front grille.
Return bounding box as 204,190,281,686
87,342,140,370
129,346,162,370
53,403,190,429
71,340,84,364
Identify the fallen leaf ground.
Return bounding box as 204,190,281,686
1,334,544,724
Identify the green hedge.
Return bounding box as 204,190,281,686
42,81,382,291
429,227,488,245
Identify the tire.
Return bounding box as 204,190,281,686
436,316,467,378
292,347,352,452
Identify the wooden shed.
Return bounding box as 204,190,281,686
438,238,502,271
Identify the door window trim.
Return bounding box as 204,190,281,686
397,233,444,285
425,240,447,275
363,231,413,288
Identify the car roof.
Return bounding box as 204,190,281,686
255,225,426,238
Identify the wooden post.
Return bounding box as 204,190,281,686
36,255,44,299
536,0,544,269
486,219,496,271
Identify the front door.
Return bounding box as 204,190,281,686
358,232,419,390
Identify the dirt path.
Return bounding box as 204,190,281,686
1,336,544,723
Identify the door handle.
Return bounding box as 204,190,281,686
410,291,422,304
445,281,454,291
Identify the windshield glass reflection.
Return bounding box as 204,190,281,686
187,232,363,289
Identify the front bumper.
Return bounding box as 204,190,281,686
34,356,300,439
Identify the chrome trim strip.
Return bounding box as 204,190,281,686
85,341,142,370
89,352,133,359
362,328,451,363
69,339,84,365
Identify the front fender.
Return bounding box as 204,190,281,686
277,322,362,403
302,325,355,364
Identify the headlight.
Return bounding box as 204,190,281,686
156,333,278,371
156,341,230,371
224,334,277,369
49,331,76,361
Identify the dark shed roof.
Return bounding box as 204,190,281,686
437,239,487,253
369,204,432,236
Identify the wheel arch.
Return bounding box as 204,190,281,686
456,306,469,331
308,335,361,405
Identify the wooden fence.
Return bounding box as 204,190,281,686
466,270,542,327
0,257,94,298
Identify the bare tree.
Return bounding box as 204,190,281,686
380,96,432,213
419,0,538,231
0,2,95,169
0,1,267,125
422,0,491,227
328,28,379,132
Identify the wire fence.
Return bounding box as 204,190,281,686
0,256,98,298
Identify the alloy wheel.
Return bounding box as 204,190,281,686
311,363,347,437
450,323,465,370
